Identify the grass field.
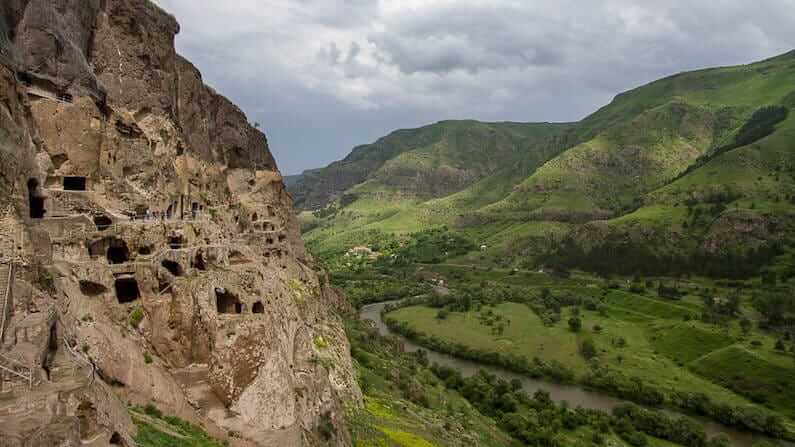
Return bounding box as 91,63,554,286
384,274,794,420
691,345,795,418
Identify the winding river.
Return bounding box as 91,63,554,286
361,300,791,447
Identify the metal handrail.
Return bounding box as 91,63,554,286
51,309,95,385
0,363,31,385
0,352,33,389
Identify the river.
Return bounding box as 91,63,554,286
361,300,791,447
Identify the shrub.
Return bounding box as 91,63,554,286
568,317,582,332
144,403,163,418
581,339,598,360
128,307,145,328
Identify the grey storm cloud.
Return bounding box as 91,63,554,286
152,0,795,175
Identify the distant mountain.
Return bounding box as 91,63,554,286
294,50,795,277
283,173,303,188
289,120,578,210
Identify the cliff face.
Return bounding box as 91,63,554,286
0,1,359,446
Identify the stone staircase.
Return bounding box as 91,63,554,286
0,262,12,343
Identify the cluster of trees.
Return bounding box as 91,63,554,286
752,288,795,329
333,274,429,307
387,227,475,265
540,238,784,279
700,288,742,319
431,366,610,446
657,282,685,300
583,369,665,407
613,404,717,447
671,391,787,439
582,368,787,439
477,307,511,335
429,365,743,447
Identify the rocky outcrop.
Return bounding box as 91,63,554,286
0,1,359,446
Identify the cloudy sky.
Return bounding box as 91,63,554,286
153,0,794,175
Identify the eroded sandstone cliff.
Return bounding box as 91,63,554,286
0,1,359,446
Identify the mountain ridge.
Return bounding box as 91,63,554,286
294,49,795,277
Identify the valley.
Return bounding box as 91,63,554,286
293,50,795,447
0,1,792,446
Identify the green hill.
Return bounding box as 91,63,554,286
290,120,578,209
294,50,795,277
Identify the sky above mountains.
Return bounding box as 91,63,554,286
154,0,794,175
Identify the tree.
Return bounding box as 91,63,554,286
580,339,597,360
568,317,582,332
740,317,752,335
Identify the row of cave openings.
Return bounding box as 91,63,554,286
87,235,187,265
79,276,141,304
215,288,265,315
81,278,268,317
79,238,207,304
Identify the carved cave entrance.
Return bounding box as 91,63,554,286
252,301,264,314
168,235,184,249
27,178,46,218
79,280,107,296
114,277,140,303
63,176,87,191
107,239,130,264
161,259,184,277
93,214,112,231
192,250,207,271
215,288,242,314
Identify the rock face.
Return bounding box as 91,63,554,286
0,1,359,446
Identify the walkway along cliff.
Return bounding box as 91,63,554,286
0,1,360,445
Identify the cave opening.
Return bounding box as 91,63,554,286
114,277,140,303
27,178,46,219
215,288,242,314
63,176,87,191
93,215,112,231
138,245,153,255
168,235,184,249
109,432,123,445
251,212,258,222
192,251,207,271
107,239,130,264
80,280,108,296
252,301,264,314
42,323,58,380
161,259,184,277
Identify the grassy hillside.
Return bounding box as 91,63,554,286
297,50,795,277
291,120,576,210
